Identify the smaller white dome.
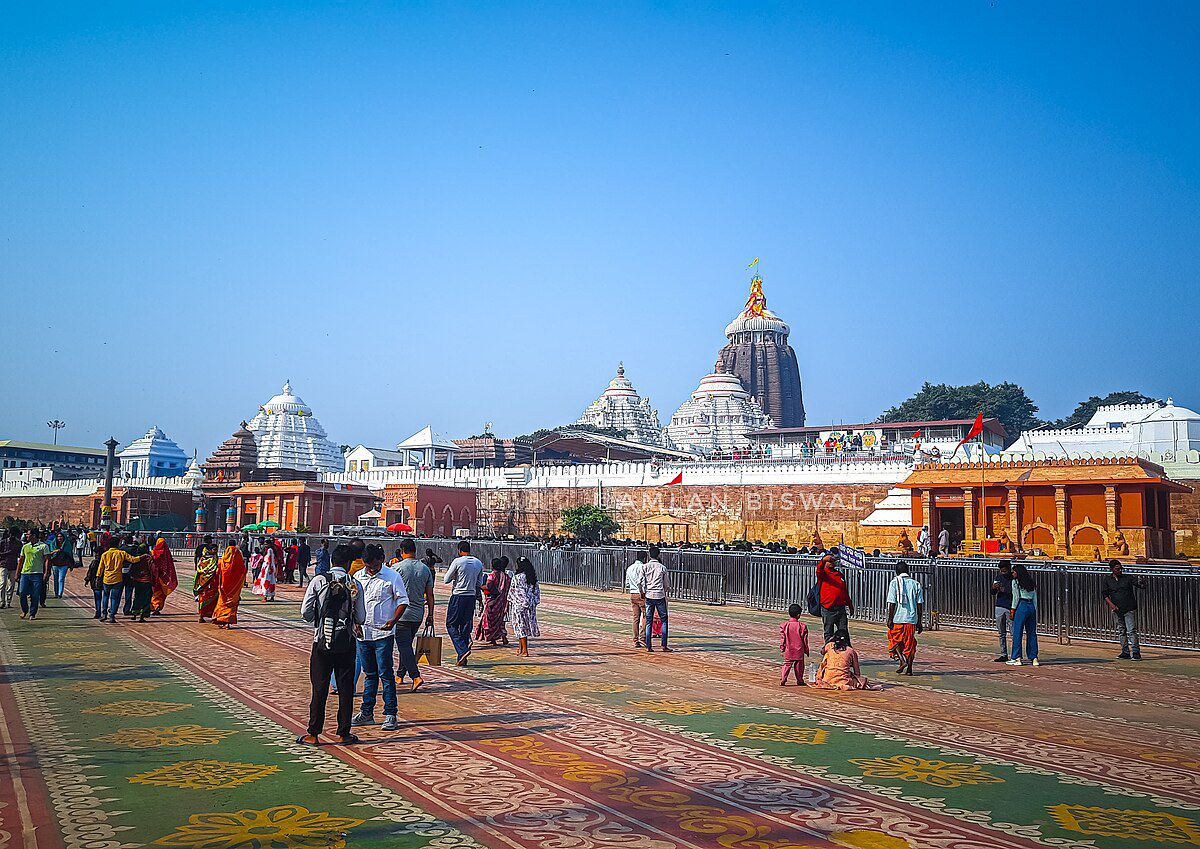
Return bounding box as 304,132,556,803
1140,399,1200,422
690,372,751,400
600,363,639,399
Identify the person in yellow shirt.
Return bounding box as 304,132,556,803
98,542,147,623
346,538,368,577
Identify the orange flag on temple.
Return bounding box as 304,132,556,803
954,414,985,454
664,472,683,486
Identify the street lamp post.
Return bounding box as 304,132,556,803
47,420,66,445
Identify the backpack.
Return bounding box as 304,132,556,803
314,573,356,652
806,582,822,617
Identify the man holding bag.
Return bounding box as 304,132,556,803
393,539,436,691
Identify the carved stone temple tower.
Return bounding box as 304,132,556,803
714,274,806,428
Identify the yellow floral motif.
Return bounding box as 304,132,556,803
75,679,162,694
155,805,363,849
832,831,911,849
94,725,234,749
52,650,111,662
501,665,552,676
89,662,139,673
730,723,828,745
1048,805,1200,844
848,755,1002,789
84,700,191,717
131,759,280,790
627,699,727,716
563,682,628,694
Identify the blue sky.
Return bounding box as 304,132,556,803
2,2,1197,457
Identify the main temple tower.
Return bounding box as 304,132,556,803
715,274,806,427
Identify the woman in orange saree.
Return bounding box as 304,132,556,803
149,538,179,615
212,543,247,629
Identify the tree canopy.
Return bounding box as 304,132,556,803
1045,391,1160,429
878,381,1041,440
560,504,620,545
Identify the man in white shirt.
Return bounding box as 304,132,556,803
625,552,646,648
638,545,672,653
351,544,409,731
937,527,950,556
885,562,924,675
443,540,486,666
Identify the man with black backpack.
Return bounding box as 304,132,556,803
298,543,365,746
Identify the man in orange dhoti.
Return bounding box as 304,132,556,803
886,562,924,675
212,543,247,629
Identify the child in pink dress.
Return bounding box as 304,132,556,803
780,603,810,685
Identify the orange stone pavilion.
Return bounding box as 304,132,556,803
897,457,1189,560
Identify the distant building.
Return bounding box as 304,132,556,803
117,426,189,478
0,440,106,479
396,426,458,469
1006,400,1200,457
344,445,407,474
663,372,774,455
575,363,664,446
245,381,343,475
749,418,1008,460
715,274,806,427
452,435,534,468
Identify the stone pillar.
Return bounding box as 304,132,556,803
918,489,931,530
1007,487,1020,550
963,487,975,541
195,505,206,533
1055,486,1069,555
101,437,118,531
1105,485,1118,539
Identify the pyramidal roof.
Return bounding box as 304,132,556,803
663,370,774,454
575,363,663,446
117,426,188,463
397,425,458,451
245,381,343,473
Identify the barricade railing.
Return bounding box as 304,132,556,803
144,531,1199,649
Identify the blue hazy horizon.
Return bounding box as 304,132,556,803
2,2,1197,458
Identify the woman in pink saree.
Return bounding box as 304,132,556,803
475,557,512,645
148,538,178,615
252,541,278,602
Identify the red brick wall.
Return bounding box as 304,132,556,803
383,484,477,536
0,493,95,525
1170,479,1200,558
478,483,890,546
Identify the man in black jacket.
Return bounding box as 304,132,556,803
1102,560,1147,660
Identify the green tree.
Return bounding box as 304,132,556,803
1046,391,1160,429
560,504,620,545
879,381,1042,441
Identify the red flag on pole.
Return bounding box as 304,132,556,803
664,472,683,486
912,429,921,439
953,414,985,456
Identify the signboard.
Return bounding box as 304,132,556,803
837,543,866,569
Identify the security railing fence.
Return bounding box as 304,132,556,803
148,531,1199,650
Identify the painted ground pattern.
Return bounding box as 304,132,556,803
1,570,1198,849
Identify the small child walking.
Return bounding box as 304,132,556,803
780,603,810,685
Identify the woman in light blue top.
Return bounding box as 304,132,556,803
1006,562,1039,666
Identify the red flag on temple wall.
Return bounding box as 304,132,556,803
954,414,985,454
912,429,921,439
664,472,683,486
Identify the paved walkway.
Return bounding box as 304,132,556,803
2,569,1199,849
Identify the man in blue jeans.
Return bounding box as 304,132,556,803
638,545,672,653
350,544,409,732
17,530,51,621
443,541,485,665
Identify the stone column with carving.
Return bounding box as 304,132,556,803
1007,487,1020,551
963,487,975,542
1105,485,1118,542
1055,486,1069,556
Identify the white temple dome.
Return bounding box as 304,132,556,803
117,425,189,478
724,308,790,338
663,371,774,455
1140,399,1200,422
576,363,663,446
246,381,343,474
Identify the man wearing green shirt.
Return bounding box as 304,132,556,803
17,529,51,620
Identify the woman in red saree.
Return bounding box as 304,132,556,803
193,550,220,622
212,543,247,629
475,557,512,646
149,538,179,615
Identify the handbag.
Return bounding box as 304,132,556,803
416,623,443,667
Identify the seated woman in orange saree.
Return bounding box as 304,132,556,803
149,538,179,615
812,630,883,691
212,544,247,629
194,552,220,622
